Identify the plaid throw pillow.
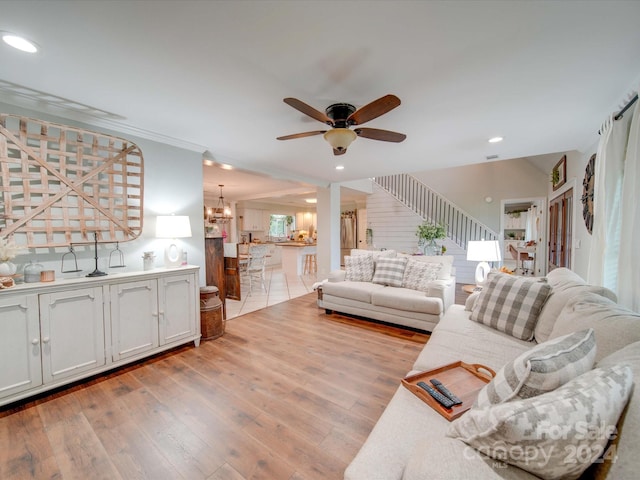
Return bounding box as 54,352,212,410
475,329,596,407
372,256,408,287
470,273,551,340
344,255,374,282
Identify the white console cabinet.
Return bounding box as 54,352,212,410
0,266,200,407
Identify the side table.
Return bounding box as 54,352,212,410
462,284,482,295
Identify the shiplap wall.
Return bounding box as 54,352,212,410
365,183,478,284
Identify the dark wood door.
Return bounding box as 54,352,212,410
548,189,573,270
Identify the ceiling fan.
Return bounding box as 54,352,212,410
277,94,406,155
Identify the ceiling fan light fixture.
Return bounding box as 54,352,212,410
324,128,356,151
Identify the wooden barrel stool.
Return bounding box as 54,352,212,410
303,253,317,274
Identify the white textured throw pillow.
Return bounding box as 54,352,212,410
470,273,551,340
372,256,408,287
448,364,633,480
402,258,442,292
475,329,597,407
344,255,374,282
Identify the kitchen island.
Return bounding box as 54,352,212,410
277,242,316,277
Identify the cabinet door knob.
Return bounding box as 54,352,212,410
31,338,39,345
42,337,50,343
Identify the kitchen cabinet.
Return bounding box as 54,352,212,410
295,211,316,232
0,266,200,407
240,208,265,231
0,293,42,399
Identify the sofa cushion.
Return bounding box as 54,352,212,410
402,254,454,280
372,256,408,287
321,280,384,303
344,254,375,282
413,305,533,374
550,291,640,362
475,329,596,407
371,287,442,315
535,270,617,343
448,364,634,480
402,258,442,292
470,273,551,341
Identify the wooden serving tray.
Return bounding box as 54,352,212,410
402,361,496,421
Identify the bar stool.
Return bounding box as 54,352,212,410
303,253,316,274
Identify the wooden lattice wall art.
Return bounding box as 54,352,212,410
0,114,143,247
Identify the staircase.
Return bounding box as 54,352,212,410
372,174,499,283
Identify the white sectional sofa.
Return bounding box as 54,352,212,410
344,268,640,480
318,250,456,332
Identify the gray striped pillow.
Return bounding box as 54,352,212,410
475,328,596,407
372,256,408,287
470,273,551,340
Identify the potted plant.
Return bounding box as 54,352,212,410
416,221,446,255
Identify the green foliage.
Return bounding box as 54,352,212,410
416,221,447,241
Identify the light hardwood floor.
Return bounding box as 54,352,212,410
1,293,429,480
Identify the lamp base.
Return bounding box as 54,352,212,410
164,243,183,269
475,261,491,286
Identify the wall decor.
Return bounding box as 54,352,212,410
0,114,143,247
551,155,567,191
581,154,596,234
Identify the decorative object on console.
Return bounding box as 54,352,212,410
156,215,192,268
0,236,26,275
466,239,501,285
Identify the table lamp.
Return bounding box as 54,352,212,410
467,240,501,286
155,215,192,268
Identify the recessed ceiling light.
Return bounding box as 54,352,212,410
488,136,503,143
2,33,38,53
335,165,344,170
305,198,317,204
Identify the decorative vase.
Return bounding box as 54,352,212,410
425,239,439,256
0,261,17,276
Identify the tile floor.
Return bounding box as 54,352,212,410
225,265,319,318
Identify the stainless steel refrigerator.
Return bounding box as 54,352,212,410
340,211,357,265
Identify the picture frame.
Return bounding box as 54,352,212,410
552,155,567,191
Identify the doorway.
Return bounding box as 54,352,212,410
548,188,573,270
500,197,547,276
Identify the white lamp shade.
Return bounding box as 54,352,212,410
155,215,192,239
467,240,501,286
324,128,357,151
156,215,192,268
466,240,501,262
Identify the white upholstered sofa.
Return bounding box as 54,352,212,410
344,268,640,480
318,250,456,332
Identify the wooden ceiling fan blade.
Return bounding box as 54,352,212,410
277,130,327,140
355,128,406,142
283,98,333,125
347,94,401,125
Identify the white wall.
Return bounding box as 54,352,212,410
0,102,206,285
412,158,549,233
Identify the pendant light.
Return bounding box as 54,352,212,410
212,184,233,223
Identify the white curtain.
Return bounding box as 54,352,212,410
587,114,622,289
617,95,640,311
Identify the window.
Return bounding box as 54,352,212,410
269,215,293,238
